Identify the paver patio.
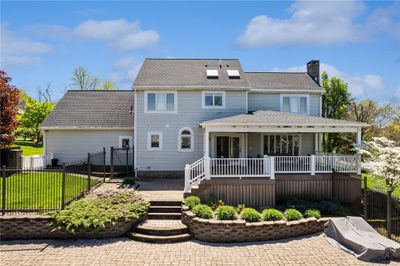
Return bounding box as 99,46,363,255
0,233,394,265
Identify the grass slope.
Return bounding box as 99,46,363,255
15,140,43,156
362,173,400,198
0,171,97,210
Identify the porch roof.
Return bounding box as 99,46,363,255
200,110,368,131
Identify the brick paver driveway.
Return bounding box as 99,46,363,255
1,233,394,265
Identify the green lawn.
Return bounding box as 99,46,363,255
0,171,98,210
362,173,400,198
15,140,43,156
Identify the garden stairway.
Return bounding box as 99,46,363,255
128,200,191,243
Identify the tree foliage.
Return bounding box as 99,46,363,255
321,71,353,152
20,99,54,144
71,67,99,90
0,71,20,148
97,81,116,90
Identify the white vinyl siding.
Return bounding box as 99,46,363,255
136,90,247,171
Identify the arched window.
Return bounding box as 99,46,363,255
178,127,193,152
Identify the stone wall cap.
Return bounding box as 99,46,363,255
274,220,286,225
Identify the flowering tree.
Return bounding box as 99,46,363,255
0,71,20,148
358,137,400,194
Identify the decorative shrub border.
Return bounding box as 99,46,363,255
182,205,329,242
0,214,147,240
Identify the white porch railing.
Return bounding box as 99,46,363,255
184,154,358,192
22,154,47,170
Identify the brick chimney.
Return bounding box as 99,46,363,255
307,60,320,85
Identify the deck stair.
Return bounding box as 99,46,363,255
128,200,191,243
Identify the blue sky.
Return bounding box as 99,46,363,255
1,0,399,104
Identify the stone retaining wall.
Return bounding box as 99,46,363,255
0,214,146,240
182,206,329,242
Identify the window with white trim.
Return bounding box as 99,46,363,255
148,132,162,150
146,92,176,112
281,95,308,114
119,136,132,149
178,128,193,152
202,91,225,108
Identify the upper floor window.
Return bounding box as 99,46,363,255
146,92,177,113
281,95,309,114
202,91,225,109
178,127,193,152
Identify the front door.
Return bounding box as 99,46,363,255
216,136,241,158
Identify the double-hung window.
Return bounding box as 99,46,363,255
202,91,225,109
281,95,309,114
146,92,176,113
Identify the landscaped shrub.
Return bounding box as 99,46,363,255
215,205,236,220
48,191,149,233
304,209,321,219
185,196,201,209
240,208,261,222
192,204,213,219
122,177,135,185
207,197,224,210
236,204,246,214
261,208,285,221
284,209,304,221
334,206,350,216
280,198,350,217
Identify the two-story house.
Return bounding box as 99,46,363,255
42,58,367,204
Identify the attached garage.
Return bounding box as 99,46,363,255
41,90,134,164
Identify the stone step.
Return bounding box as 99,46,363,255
148,213,181,220
135,220,188,236
149,206,182,213
150,201,182,206
128,232,191,243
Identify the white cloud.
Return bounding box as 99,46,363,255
109,57,142,88
0,23,52,67
273,62,384,97
236,0,399,47
74,19,159,50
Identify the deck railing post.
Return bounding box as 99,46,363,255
204,156,210,180
263,155,269,176
1,166,6,215
310,155,316,175
87,153,91,191
270,156,275,179
61,162,66,209
184,164,190,193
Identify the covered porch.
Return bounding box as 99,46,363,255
184,110,367,192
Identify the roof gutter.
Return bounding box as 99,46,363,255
41,127,134,131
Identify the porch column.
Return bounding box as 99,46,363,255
204,129,210,157
356,128,362,175
314,133,319,153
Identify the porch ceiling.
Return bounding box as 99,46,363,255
200,110,368,133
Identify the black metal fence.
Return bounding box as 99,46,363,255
362,176,400,242
0,150,105,214
110,147,134,178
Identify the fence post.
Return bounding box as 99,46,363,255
110,146,114,179
310,155,316,175
184,164,190,193
387,192,392,239
270,156,275,180
61,162,66,209
87,153,91,191
103,147,106,182
1,166,6,215
363,175,368,219
125,147,129,177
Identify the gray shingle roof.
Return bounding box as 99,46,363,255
41,91,134,129
201,110,368,127
245,72,322,92
133,58,250,90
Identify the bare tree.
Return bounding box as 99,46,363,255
71,66,98,90
38,82,53,103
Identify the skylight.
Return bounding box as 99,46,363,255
206,69,219,78
227,69,240,79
